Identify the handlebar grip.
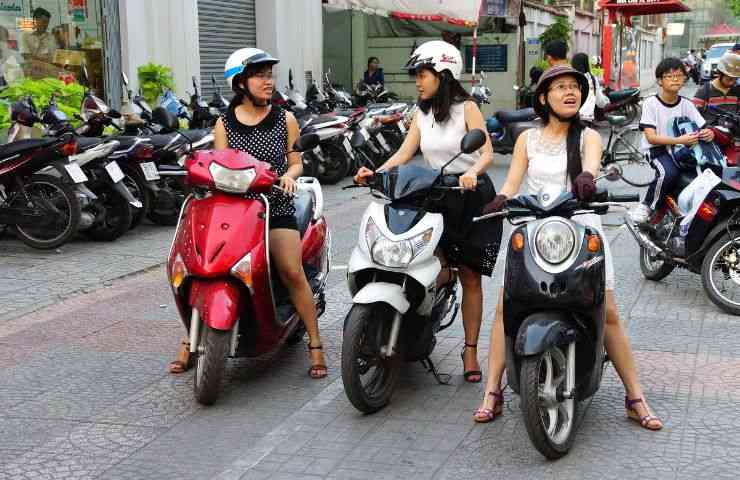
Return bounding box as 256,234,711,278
609,193,639,202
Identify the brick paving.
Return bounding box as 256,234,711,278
1,158,738,479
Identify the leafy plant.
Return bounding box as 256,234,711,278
0,78,85,131
137,63,175,105
539,16,573,51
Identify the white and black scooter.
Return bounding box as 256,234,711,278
341,129,488,413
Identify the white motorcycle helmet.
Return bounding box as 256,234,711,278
404,40,463,80
224,47,279,91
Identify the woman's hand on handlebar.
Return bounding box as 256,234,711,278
459,169,478,191
354,166,374,185
482,194,508,215
279,175,298,195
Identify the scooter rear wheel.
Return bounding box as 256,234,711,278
85,182,133,241
193,323,230,405
342,303,402,414
521,344,579,460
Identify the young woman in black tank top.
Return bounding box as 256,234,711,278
168,50,327,379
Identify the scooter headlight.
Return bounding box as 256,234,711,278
534,220,575,264
365,218,433,268
209,163,256,193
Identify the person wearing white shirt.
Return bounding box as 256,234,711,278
21,8,56,61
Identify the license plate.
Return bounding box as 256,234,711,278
105,161,125,183
376,131,391,151
140,161,160,181
397,120,407,134
342,136,355,159
64,163,88,183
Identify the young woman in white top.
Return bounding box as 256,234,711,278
472,65,662,430
355,40,502,383
571,53,599,122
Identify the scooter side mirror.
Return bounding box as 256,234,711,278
291,133,321,153
603,164,623,182
108,109,122,119
460,129,486,154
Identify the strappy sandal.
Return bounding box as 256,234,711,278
625,397,663,431
308,343,328,379
473,391,504,423
461,343,482,383
168,340,191,374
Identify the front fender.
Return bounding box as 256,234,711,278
189,279,242,331
352,282,410,314
515,312,579,356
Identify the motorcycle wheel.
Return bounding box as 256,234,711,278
316,142,351,185
701,236,740,315
640,246,675,281
13,174,81,250
193,322,230,405
521,343,579,460
146,179,185,226
121,166,151,229
85,183,133,241
608,126,654,187
341,303,402,414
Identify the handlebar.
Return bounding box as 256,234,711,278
472,194,639,223
608,193,639,203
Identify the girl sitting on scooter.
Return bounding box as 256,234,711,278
473,65,662,430
169,48,328,379
355,40,502,383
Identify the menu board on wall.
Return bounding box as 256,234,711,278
0,0,22,16
465,44,508,73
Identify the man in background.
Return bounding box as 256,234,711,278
21,7,56,62
543,40,569,67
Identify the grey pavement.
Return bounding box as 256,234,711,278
2,143,738,478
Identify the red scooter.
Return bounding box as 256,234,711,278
708,106,740,166
167,134,330,405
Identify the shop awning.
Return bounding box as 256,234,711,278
323,0,483,26
598,0,690,17
700,23,740,39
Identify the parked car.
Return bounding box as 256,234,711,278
701,43,734,83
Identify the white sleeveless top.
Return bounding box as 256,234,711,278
515,126,615,289
417,101,480,174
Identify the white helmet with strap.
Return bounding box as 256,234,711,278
224,47,279,90
404,40,463,80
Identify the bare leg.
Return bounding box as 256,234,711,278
475,291,506,417
603,291,661,428
459,265,483,382
270,228,326,377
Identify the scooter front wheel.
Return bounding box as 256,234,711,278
193,323,230,405
520,343,579,460
341,303,402,414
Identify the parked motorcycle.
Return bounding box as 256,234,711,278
486,107,541,155
341,129,487,413
356,82,397,106
0,132,81,249
167,134,330,405
597,88,641,125
708,105,740,166
473,170,638,459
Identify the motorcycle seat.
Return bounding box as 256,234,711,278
607,88,640,102
293,188,315,237
0,138,58,160
496,108,537,124
606,114,629,127
76,136,106,151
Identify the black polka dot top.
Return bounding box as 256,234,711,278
221,106,295,218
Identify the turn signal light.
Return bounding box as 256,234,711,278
587,234,601,253
230,253,253,291
697,201,718,223
59,140,77,157
512,232,525,252
170,253,188,289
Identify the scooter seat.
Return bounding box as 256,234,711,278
607,88,639,102
606,114,629,127
496,108,537,124
0,138,58,160
76,136,106,151
293,188,315,237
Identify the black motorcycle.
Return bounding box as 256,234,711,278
625,155,740,315
474,179,638,459
486,108,541,155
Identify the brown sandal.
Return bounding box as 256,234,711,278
625,397,663,431
308,343,328,379
168,341,191,374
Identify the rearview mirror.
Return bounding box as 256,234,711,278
604,164,623,182
122,72,129,86
292,133,320,153
108,109,122,119
460,129,486,154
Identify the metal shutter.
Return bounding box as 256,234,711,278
197,0,257,98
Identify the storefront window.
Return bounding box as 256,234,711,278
0,1,105,90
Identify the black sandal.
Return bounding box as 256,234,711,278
308,343,328,379
461,343,482,383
